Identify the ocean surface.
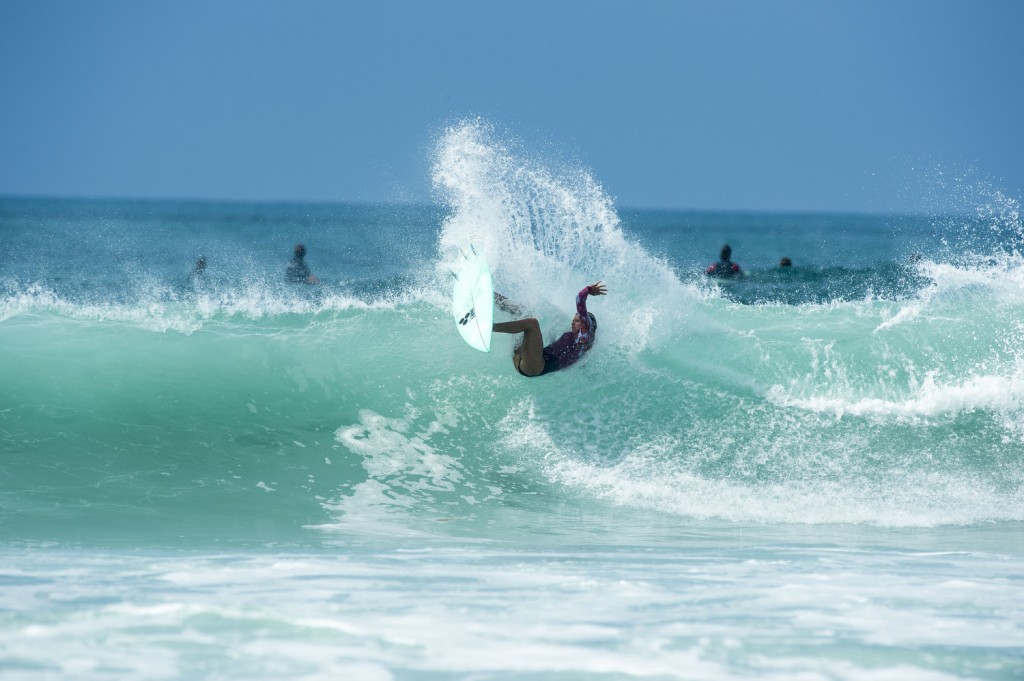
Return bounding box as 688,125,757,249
2,122,1023,679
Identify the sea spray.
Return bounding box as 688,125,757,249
432,119,696,354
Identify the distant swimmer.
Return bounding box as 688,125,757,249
492,281,607,377
286,243,320,284
706,244,741,277
188,255,208,288
779,256,792,268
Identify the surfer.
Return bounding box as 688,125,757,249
706,244,741,277
286,243,320,284
493,281,607,377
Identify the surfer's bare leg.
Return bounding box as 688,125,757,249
493,318,545,376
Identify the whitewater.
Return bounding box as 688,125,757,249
1,120,1022,679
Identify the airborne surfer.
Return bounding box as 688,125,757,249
492,281,607,377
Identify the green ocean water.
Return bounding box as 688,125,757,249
1,121,1022,679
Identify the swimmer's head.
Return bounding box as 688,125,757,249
720,244,732,261
294,243,306,258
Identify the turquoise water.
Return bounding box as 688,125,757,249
1,121,1022,679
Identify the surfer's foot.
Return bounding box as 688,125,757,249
494,292,525,316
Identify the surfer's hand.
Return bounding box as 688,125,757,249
588,281,607,296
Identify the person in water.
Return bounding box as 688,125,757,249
492,281,607,377
187,255,208,289
706,244,741,277
286,243,320,284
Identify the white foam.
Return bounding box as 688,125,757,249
333,409,460,487
0,281,423,335
497,395,1022,526
768,363,1024,422
547,448,1020,527
2,546,1020,680
318,407,471,536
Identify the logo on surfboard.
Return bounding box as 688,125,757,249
452,245,492,352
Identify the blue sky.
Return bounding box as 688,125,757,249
1,0,1022,212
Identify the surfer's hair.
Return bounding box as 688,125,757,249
588,313,597,337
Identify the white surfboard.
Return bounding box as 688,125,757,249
452,246,493,352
